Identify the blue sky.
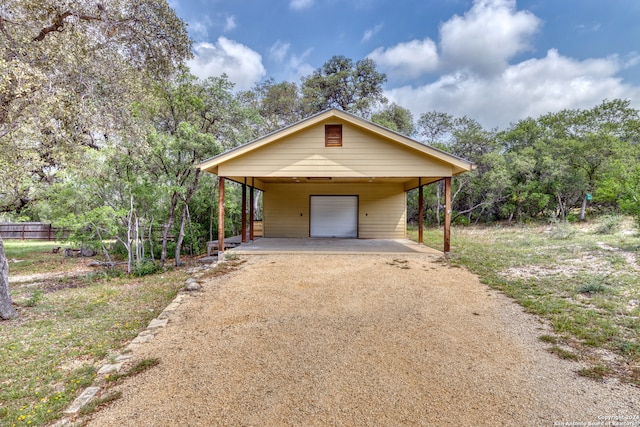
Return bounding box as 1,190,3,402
170,0,640,129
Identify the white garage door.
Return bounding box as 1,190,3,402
310,196,358,238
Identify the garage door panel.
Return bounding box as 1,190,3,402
310,196,358,238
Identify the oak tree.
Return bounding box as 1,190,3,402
301,55,387,117
0,0,191,319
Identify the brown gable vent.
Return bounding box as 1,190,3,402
325,124,342,147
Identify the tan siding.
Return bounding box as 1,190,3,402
263,183,405,239
218,120,453,178
263,184,309,238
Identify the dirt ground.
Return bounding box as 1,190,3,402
86,254,640,426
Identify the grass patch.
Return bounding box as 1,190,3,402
0,242,195,427
594,215,623,235
549,222,577,240
575,281,608,295
578,365,612,380
409,218,640,383
23,289,44,307
105,358,160,383
539,335,558,344
3,240,84,276
548,346,580,361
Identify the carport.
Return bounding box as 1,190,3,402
197,109,474,255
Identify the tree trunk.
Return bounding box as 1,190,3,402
148,218,155,262
160,192,180,267
436,182,441,227
209,178,219,242
174,201,188,266
0,238,18,320
443,177,451,255
556,193,565,222
174,169,201,266
579,195,587,221
254,191,262,220
186,204,194,256
126,202,133,274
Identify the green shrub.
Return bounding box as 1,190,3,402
594,215,623,235
83,268,124,282
576,281,608,295
550,222,576,240
24,289,44,307
453,216,470,226
133,260,162,277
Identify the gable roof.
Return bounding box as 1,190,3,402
197,108,474,176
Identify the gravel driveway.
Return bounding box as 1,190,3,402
87,254,639,426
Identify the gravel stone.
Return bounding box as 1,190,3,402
97,363,123,375
147,318,169,330
184,282,202,292
130,334,154,345
87,254,640,426
65,387,100,414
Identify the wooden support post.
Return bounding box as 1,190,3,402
218,176,225,256
418,178,424,244
249,179,255,241
241,178,247,243
443,177,451,255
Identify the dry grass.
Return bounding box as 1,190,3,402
1,241,190,427
411,216,640,384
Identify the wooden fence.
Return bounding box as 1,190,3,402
0,223,70,240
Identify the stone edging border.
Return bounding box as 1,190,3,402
50,261,217,426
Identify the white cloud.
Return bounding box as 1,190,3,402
575,23,601,34
224,15,237,32
187,38,266,91
368,38,439,79
362,24,383,42
285,49,315,81
365,0,638,128
439,0,541,75
269,40,291,62
267,41,313,82
188,17,212,41
623,53,640,69
187,15,235,42
367,0,540,80
290,0,314,10
386,49,640,129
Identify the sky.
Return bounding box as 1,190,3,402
170,0,640,130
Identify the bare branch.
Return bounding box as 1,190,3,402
0,15,16,50
452,179,466,202
33,11,102,42
451,202,492,222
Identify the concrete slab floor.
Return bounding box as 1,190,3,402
228,238,442,255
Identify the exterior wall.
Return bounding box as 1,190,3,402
263,182,406,239
218,119,453,178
